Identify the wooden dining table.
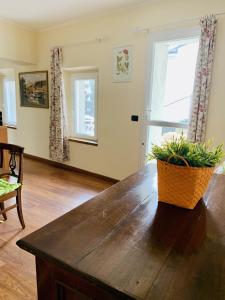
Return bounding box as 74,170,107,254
17,164,225,300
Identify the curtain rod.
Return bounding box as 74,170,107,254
52,11,225,48
134,11,225,33
52,36,105,50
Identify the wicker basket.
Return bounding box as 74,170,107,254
157,156,214,209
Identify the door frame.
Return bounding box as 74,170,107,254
139,26,200,168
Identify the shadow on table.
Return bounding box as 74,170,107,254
150,200,206,254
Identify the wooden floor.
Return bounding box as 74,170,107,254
0,158,113,300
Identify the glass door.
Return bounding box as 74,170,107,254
142,28,200,164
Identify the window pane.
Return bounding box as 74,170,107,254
150,38,199,124
146,125,188,154
74,79,96,138
4,80,16,126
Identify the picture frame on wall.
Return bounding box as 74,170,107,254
19,71,49,108
112,46,132,82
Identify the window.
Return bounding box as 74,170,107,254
144,28,200,157
3,79,17,126
71,73,97,141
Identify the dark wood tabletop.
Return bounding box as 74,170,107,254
17,164,225,300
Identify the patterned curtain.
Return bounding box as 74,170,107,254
49,48,70,161
188,15,217,142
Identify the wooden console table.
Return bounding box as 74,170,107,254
17,165,225,300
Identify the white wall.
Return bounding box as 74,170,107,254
0,20,36,65
0,19,36,148
9,0,225,180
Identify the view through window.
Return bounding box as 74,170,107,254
72,73,97,141
3,79,17,126
145,34,199,156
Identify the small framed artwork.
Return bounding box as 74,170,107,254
19,71,49,108
112,46,132,82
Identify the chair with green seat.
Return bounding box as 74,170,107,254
0,143,25,228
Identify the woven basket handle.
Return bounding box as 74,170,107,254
167,154,190,167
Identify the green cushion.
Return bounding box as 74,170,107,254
0,179,21,196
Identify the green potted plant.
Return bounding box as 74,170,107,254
147,136,224,209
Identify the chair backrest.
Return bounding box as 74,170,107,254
0,143,24,183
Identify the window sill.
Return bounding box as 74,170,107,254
69,138,98,146
5,125,17,130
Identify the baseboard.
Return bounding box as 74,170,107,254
24,153,119,184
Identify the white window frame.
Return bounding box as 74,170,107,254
140,27,200,167
71,72,98,141
3,78,17,127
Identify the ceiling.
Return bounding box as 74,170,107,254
0,0,156,31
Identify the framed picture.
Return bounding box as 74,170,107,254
19,71,49,108
112,46,132,82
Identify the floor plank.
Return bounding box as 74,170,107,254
0,158,113,300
